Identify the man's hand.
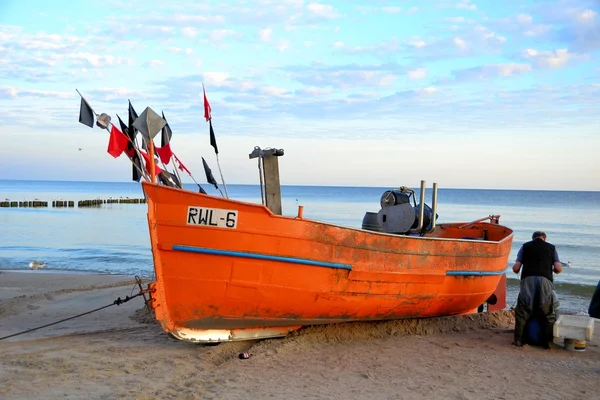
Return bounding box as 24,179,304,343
512,261,522,274
553,261,563,274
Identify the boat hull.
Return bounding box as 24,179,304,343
142,182,514,343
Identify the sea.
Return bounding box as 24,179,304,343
1,179,599,315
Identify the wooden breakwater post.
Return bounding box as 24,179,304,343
78,199,104,207
15,201,49,207
52,201,74,208
118,198,146,204
1,198,147,208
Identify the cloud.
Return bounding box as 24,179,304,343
453,37,467,50
295,87,333,97
207,29,238,42
83,88,167,103
351,21,507,62
442,63,532,83
0,26,137,84
260,85,293,98
144,60,165,69
181,27,198,38
557,8,600,53
0,87,74,100
455,0,476,10
277,41,290,52
487,2,600,54
356,6,402,14
382,7,402,14
338,38,400,55
280,63,404,89
259,28,272,42
306,3,340,19
407,68,427,80
68,53,132,68
167,47,194,55
407,38,426,48
521,48,581,69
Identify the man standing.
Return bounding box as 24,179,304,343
589,280,600,319
512,231,563,348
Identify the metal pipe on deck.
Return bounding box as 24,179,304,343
416,180,426,232
429,182,438,231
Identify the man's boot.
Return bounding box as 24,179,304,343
513,305,527,346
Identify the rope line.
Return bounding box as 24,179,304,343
0,292,143,341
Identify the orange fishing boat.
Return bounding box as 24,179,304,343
140,147,514,343
76,97,514,344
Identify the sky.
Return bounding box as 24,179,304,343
0,0,598,190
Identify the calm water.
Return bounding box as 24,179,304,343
1,179,599,313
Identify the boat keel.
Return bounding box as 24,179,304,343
167,325,303,344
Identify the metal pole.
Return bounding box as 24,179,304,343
430,182,438,231
416,180,426,232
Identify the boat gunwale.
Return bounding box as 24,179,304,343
142,181,514,247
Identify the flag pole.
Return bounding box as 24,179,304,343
215,153,228,198
76,89,149,182
115,113,151,182
147,139,157,184
171,152,208,192
203,83,229,198
169,158,183,188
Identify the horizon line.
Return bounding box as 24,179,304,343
0,178,598,193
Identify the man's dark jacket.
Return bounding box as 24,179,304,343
520,238,555,282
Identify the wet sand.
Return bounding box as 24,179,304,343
0,270,598,399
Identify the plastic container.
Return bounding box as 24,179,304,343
574,340,586,351
553,315,595,341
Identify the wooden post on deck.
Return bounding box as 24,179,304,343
262,154,282,215
249,146,284,216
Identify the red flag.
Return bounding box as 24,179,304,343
203,86,211,121
139,150,163,175
126,147,136,158
173,153,191,175
107,125,130,158
155,143,173,164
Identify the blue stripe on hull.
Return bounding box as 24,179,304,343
171,245,353,271
446,270,506,276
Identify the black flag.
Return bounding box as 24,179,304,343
209,119,218,154
158,170,180,188
161,111,172,146
131,152,143,182
78,97,94,128
117,113,140,181
170,169,181,188
155,111,174,164
116,114,134,154
128,100,138,136
128,100,147,151
202,157,219,189
117,114,129,138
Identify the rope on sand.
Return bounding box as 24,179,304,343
0,291,144,341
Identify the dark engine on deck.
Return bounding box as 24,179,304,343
362,186,438,235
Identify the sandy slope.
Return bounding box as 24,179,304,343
0,271,598,400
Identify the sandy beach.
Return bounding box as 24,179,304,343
0,270,598,400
